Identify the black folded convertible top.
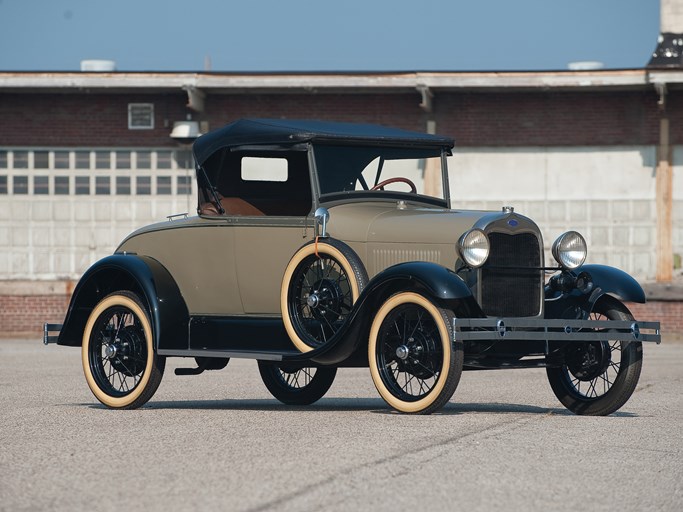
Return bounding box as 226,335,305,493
192,118,455,165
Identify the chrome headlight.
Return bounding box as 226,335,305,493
552,231,587,269
457,229,490,268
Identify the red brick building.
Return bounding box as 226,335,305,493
0,69,681,335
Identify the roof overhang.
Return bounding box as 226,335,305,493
1,69,683,95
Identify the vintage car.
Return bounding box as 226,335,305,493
44,119,660,415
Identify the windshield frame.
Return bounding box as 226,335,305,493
311,143,451,209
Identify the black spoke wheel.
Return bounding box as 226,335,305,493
546,295,643,416
82,291,165,409
368,292,463,414
282,238,368,352
258,361,337,405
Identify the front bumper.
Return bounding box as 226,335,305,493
453,318,661,344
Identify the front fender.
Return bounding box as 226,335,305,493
308,261,481,365
545,264,646,320
57,254,189,350
578,264,646,304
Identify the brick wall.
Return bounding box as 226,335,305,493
628,301,683,336
0,89,672,149
2,290,679,339
0,294,70,336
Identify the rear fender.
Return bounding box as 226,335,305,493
57,254,189,350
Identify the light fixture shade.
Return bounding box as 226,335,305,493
170,121,201,141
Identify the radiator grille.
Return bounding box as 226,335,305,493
480,232,542,317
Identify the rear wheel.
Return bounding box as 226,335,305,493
258,362,337,405
546,295,643,416
82,291,165,409
368,292,463,414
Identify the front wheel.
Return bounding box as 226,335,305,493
82,291,165,409
546,295,643,416
368,292,463,414
258,362,337,405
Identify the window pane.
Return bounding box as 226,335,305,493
136,151,151,169
95,151,111,169
75,176,90,195
75,151,90,169
13,151,29,169
174,150,193,169
54,151,69,169
0,176,7,193
95,176,110,195
136,176,151,195
34,176,49,194
116,176,131,195
177,175,192,194
55,176,70,195
157,176,172,195
0,151,7,168
34,151,49,169
115,151,131,169
13,176,28,194
157,150,172,169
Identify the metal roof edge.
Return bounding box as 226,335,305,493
1,68,680,92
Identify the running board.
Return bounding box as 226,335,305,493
158,348,301,361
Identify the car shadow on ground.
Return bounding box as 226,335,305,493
79,398,640,416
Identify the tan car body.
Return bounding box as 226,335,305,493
118,201,491,316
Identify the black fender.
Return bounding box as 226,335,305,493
306,261,482,365
57,254,189,350
545,264,645,320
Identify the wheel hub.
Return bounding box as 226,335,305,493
566,341,611,381
106,325,146,376
393,334,437,379
305,279,344,323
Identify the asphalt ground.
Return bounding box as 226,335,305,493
1,338,681,512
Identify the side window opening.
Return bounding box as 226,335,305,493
199,149,312,217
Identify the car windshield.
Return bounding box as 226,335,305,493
314,145,446,203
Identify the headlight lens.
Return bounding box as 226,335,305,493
552,231,587,269
457,229,490,268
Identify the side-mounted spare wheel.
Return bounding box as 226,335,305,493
368,292,463,414
82,291,165,409
281,238,368,352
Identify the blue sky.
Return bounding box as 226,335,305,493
0,0,660,72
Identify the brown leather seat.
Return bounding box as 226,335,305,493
199,197,265,216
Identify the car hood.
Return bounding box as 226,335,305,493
327,201,499,244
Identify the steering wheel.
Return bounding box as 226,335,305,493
370,177,417,194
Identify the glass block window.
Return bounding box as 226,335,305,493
157,176,172,195
34,176,49,195
13,176,29,194
75,151,90,169
136,176,151,195
54,151,70,169
55,176,70,195
116,176,131,195
177,175,192,195
136,151,151,169
34,151,49,169
95,176,110,195
13,151,29,169
75,176,90,195
128,103,155,129
95,151,111,169
157,150,172,169
115,151,131,169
